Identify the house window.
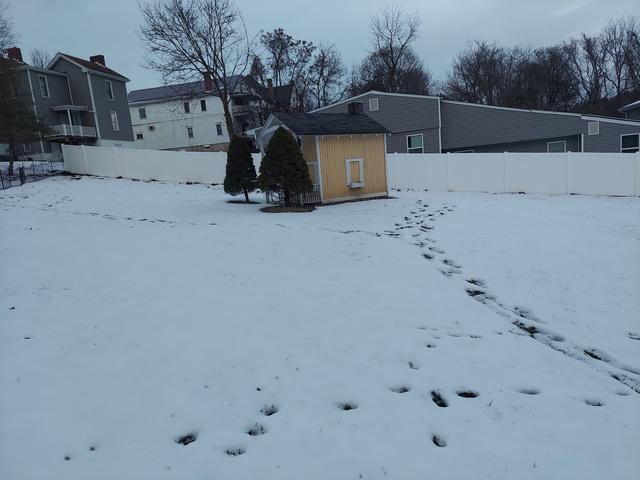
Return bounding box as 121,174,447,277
136,133,144,140
184,102,190,114
200,99,207,111
187,126,194,138
23,143,31,153
547,140,566,153
216,123,223,136
345,158,365,187
38,75,50,97
621,133,639,153
407,134,424,153
588,121,600,136
369,98,379,111
138,108,147,119
106,80,114,101
110,111,119,131
148,125,155,131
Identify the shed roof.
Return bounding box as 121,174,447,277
271,112,388,135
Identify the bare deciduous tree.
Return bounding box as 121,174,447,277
139,0,252,136
0,0,15,52
29,48,51,68
368,5,421,93
307,44,346,109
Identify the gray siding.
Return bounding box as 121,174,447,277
90,73,134,141
316,93,441,153
583,121,640,152
50,58,92,107
446,135,581,153
625,109,640,120
440,101,586,150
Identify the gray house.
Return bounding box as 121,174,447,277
620,100,640,121
313,91,640,154
5,47,134,161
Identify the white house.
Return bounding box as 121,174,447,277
128,74,297,152
128,79,230,152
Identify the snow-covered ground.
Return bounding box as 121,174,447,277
1,177,638,480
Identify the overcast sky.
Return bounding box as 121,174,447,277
6,0,638,92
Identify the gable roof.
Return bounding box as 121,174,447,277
128,75,251,104
271,112,388,135
128,80,209,104
620,99,640,112
48,53,129,81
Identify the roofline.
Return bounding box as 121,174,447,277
271,111,389,135
580,115,640,126
309,90,441,113
619,101,640,112
441,100,582,118
128,91,218,106
47,53,130,82
14,65,67,77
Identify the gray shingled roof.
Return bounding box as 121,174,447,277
128,75,246,104
272,112,388,135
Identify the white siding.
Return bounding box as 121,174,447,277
129,94,230,150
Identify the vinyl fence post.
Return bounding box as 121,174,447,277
112,146,121,178
81,144,88,175
502,152,507,193
565,151,570,194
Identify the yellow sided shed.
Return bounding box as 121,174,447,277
259,110,389,203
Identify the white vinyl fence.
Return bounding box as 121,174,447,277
63,145,640,197
386,152,640,196
62,144,261,184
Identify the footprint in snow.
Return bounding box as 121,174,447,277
432,434,447,447
431,390,448,407
389,385,411,393
516,388,540,395
246,423,267,436
584,398,605,407
457,390,479,398
260,404,279,416
337,402,358,411
176,433,197,446
225,447,246,456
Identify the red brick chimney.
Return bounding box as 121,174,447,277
90,54,105,66
203,72,214,91
6,47,23,63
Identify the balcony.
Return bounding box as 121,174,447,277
47,124,97,139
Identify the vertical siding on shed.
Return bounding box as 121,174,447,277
319,134,387,201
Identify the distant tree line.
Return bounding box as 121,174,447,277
443,17,640,116
137,1,638,121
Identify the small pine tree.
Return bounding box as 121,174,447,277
224,134,257,202
258,127,313,206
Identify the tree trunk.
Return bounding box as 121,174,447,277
283,188,290,207
243,187,249,203
8,143,16,176
221,90,236,138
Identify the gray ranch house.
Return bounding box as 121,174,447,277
313,91,640,155
5,47,134,161
620,100,640,121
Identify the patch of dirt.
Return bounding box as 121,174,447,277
227,199,261,204
260,206,315,213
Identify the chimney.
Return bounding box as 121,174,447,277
266,78,274,101
90,54,105,66
6,47,23,63
347,101,364,115
203,72,214,92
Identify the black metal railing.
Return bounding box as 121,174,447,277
0,161,64,190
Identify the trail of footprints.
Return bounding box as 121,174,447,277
388,197,640,394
